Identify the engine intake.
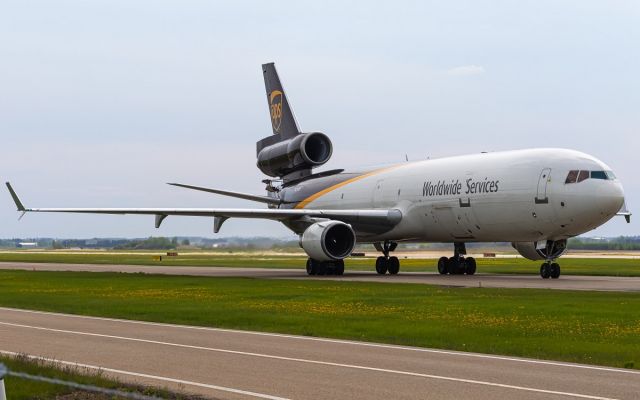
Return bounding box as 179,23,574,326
300,220,356,261
257,132,332,177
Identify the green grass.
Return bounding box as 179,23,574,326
0,353,199,399
0,270,638,370
1,251,640,276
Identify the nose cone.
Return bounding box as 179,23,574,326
597,181,625,216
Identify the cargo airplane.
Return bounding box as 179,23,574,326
6,63,631,278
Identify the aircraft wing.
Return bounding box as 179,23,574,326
6,182,402,232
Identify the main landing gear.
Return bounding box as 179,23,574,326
437,242,476,275
540,262,561,279
374,240,400,275
306,258,345,276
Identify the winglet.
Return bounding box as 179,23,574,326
6,182,26,211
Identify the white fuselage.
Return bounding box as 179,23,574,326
299,148,625,243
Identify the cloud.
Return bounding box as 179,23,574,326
446,65,485,76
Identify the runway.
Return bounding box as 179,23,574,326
1,262,639,292
0,307,638,400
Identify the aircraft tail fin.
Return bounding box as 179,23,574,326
262,63,300,139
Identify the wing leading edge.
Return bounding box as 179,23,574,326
6,182,402,233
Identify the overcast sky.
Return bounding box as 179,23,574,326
1,0,638,239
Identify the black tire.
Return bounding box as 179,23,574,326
540,263,551,279
550,263,560,279
437,257,448,275
447,257,459,274
316,262,327,276
306,258,316,276
388,256,400,275
375,256,388,274
335,260,345,276
465,257,477,275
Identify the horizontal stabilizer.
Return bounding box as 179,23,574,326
168,183,281,205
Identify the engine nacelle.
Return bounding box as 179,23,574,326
512,240,567,261
300,220,356,261
257,132,332,177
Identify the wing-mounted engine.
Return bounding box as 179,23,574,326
512,239,567,261
257,63,333,182
300,220,356,261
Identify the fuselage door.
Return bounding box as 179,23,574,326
535,168,551,204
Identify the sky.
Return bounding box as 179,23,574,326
1,0,638,239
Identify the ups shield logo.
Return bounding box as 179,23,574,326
269,90,283,133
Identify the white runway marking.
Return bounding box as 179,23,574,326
2,307,637,376
0,350,290,400
0,320,620,400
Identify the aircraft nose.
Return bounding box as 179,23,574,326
597,181,625,215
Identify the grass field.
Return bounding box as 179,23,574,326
1,251,640,276
0,270,638,370
0,353,197,400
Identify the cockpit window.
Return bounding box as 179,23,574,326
577,170,589,182
591,171,608,180
565,170,578,184
566,169,615,184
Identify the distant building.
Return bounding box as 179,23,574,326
17,242,38,248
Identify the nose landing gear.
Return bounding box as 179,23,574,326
536,240,566,279
374,240,400,275
540,262,560,279
437,242,476,275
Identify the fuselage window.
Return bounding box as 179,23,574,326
591,171,608,180
577,170,589,182
565,170,578,184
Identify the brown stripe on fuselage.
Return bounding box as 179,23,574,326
294,164,405,209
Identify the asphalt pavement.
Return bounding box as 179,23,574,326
1,307,638,400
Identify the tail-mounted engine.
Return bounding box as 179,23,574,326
512,239,567,261
300,220,356,261
257,132,332,179
258,63,333,182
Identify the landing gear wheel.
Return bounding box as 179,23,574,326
550,263,560,279
387,257,400,275
375,256,388,275
316,262,327,276
306,258,316,276
334,260,345,276
437,257,448,275
540,263,551,279
465,257,476,275
447,257,461,275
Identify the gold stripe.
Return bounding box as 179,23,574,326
294,164,405,209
